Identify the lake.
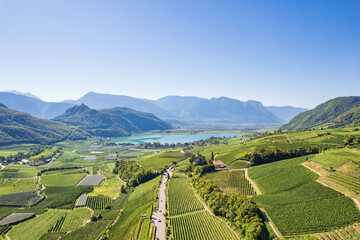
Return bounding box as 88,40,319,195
113,132,243,145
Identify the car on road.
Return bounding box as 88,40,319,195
158,218,161,222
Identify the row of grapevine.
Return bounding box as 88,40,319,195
204,170,255,196
86,195,112,209
48,214,66,232
316,223,360,240
168,175,204,216
0,225,11,236
328,172,360,192
48,186,93,208
170,210,237,240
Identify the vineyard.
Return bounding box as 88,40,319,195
0,225,11,236
168,175,204,216
203,170,255,195
170,211,238,240
86,195,112,209
316,223,360,239
48,214,66,232
328,172,360,193
249,156,360,236
48,186,93,208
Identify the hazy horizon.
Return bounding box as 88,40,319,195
1,1,359,108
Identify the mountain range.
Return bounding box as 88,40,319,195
0,91,307,125
0,103,88,145
54,104,173,137
282,96,360,130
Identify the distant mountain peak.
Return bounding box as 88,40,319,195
4,90,41,100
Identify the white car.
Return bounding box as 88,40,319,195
158,218,161,222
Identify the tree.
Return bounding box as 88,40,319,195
120,185,126,194
211,151,214,160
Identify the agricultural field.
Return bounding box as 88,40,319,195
48,186,93,208
248,155,360,236
170,210,238,240
168,174,204,216
226,160,250,169
203,170,255,195
7,210,65,240
76,194,88,207
41,173,86,187
89,176,124,198
168,172,239,240
0,213,35,226
77,175,105,186
136,151,186,170
86,195,112,209
0,178,39,195
0,190,44,207
108,176,161,239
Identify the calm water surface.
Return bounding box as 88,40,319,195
113,132,243,144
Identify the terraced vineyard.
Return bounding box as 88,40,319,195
86,196,112,209
168,175,204,216
170,210,237,240
328,172,360,192
204,170,255,195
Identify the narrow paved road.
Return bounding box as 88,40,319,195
155,165,173,240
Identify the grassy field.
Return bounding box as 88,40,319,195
41,173,86,187
203,170,255,195
89,176,124,198
248,155,360,236
168,174,204,216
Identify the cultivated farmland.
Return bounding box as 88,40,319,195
0,190,44,207
203,170,255,195
170,211,238,240
0,213,35,226
77,175,105,186
248,155,360,236
168,174,204,216
76,194,88,207
86,195,112,209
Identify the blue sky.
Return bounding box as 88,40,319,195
0,1,359,108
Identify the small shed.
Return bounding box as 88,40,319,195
213,160,225,170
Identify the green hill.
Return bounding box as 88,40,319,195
283,96,360,130
53,104,173,137
0,104,87,145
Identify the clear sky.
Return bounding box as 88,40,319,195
0,1,359,108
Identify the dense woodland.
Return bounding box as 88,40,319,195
113,160,158,187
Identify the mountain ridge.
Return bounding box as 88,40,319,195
283,96,360,130
53,104,173,137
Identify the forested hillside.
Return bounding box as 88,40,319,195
0,104,87,145
283,96,360,130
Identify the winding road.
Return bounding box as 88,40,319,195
155,165,173,240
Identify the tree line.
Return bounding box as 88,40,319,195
113,160,158,188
